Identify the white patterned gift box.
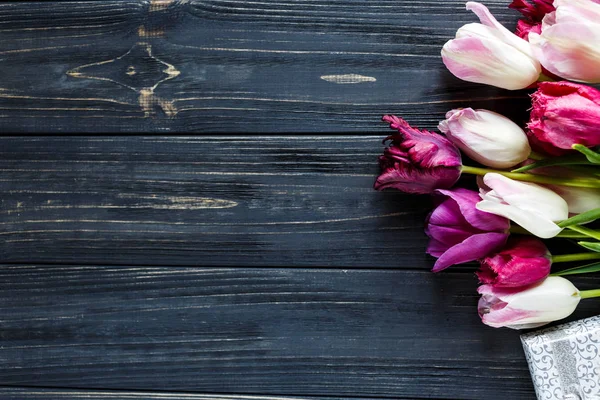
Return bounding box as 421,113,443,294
521,316,600,400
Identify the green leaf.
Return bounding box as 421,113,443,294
578,241,600,253
512,154,592,173
573,144,600,164
558,208,600,228
552,261,600,276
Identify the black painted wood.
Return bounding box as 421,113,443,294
10,265,596,399
0,136,434,267
0,387,377,400
0,0,531,132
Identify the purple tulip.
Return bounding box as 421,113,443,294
374,115,462,194
476,237,551,288
426,188,510,272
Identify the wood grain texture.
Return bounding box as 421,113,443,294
0,135,436,267
11,265,600,398
0,388,377,400
0,0,531,132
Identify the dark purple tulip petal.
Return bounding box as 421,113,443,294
374,115,462,194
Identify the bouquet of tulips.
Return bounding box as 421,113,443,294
375,0,600,330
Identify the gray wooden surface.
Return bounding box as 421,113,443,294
1,1,595,399
0,0,531,133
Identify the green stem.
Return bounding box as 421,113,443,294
552,253,600,263
528,151,546,161
580,289,600,299
509,225,588,238
461,165,600,189
568,225,600,241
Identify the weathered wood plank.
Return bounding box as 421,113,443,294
9,265,598,398
0,0,531,132
0,135,436,267
0,387,377,400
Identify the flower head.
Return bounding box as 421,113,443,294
509,0,555,22
441,2,541,90
374,115,462,194
438,108,531,169
528,81,600,156
476,173,569,238
426,188,509,272
477,237,551,288
529,0,600,83
478,276,580,329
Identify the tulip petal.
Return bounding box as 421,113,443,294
439,108,531,169
426,197,466,227
530,22,600,82
426,238,448,258
466,1,535,57
481,305,538,328
436,188,509,232
478,173,569,233
442,36,540,90
549,186,600,215
476,199,562,238
426,224,473,247
432,232,507,272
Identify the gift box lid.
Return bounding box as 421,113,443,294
521,315,600,400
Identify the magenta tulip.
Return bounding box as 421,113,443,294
509,0,554,21
509,0,554,40
374,115,462,194
528,81,600,156
476,237,551,288
426,188,510,272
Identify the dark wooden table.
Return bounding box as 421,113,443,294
2,1,599,399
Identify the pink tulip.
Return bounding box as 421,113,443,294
478,276,581,329
426,188,510,272
476,237,551,288
374,115,462,194
528,81,600,156
441,2,541,90
529,0,600,83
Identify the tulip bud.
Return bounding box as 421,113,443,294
476,237,551,288
441,2,541,90
426,188,509,272
438,108,531,169
478,276,581,329
476,173,569,239
529,0,600,83
374,115,462,194
528,81,600,156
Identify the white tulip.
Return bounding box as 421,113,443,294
478,276,581,329
476,173,569,238
438,108,531,168
548,185,600,215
